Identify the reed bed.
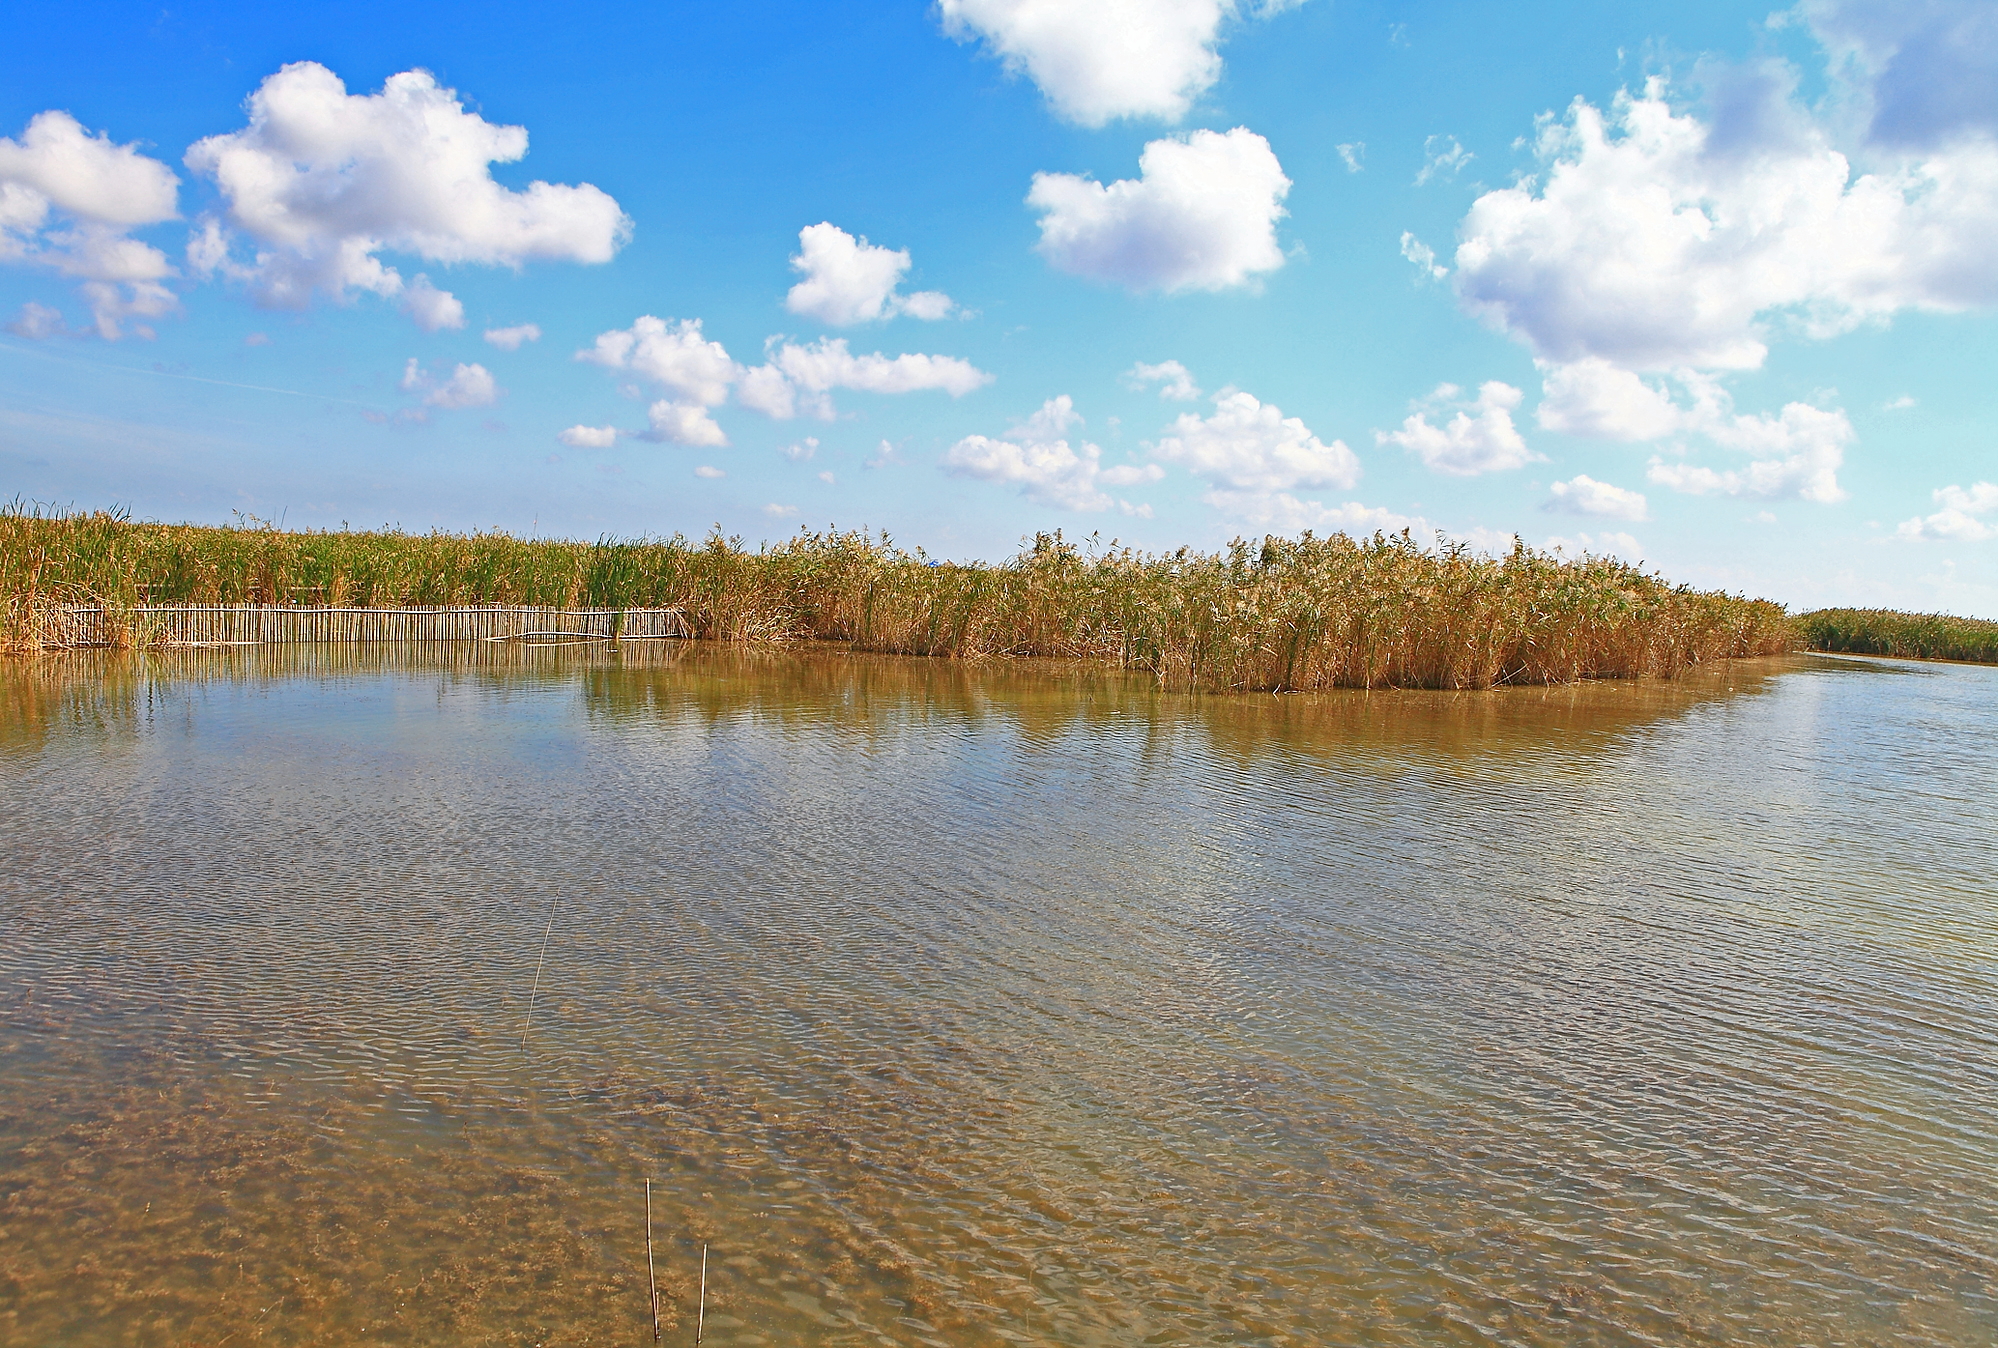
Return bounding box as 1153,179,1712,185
0,503,1795,689
1798,608,1998,665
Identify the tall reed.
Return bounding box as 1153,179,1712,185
1,502,1796,688
1797,608,1998,665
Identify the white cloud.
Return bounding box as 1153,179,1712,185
1545,474,1649,521
643,400,728,448
1205,490,1428,535
1337,142,1365,172
423,362,499,410
943,394,1162,512
785,222,953,325
580,315,992,424
780,436,820,461
1799,0,1998,151
1028,127,1290,293
1882,393,1916,410
1543,530,1644,561
244,331,270,346
741,337,993,420
1895,480,1998,541
818,470,835,484
1124,359,1201,400
1399,231,1447,281
1152,387,1359,493
558,424,617,449
1534,362,1855,503
1378,381,1538,476
1535,357,1682,441
185,63,629,318
485,322,542,350
764,502,801,518
694,465,725,479
5,300,66,338
1453,76,1998,374
1415,133,1473,185
0,110,180,339
580,316,737,406
938,0,1293,127
1646,397,1852,503
400,274,463,332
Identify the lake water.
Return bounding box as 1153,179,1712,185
1,645,1993,1347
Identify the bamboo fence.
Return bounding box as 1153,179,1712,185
37,605,691,649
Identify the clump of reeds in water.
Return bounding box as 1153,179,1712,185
0,500,1797,688
1797,607,1998,665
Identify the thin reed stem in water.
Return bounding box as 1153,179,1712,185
646,1179,660,1342
697,1243,707,1345
520,895,560,1050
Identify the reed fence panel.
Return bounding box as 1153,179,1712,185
42,605,691,648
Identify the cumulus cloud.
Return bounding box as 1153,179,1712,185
1377,381,1538,476
785,222,953,325
1124,359,1201,400
1896,480,1998,540
1799,0,1998,151
580,316,737,407
943,395,1161,512
1028,127,1290,293
400,274,463,332
1545,474,1649,521
643,400,728,448
739,338,993,420
1454,75,1998,374
1445,35,1998,506
694,465,725,479
781,437,820,461
558,424,617,449
0,110,180,338
485,323,541,350
184,63,629,321
1415,133,1473,185
579,314,992,425
1337,142,1365,172
1152,387,1359,496
1645,396,1852,503
404,360,500,410
938,0,1296,127
763,503,801,519
1534,358,1683,441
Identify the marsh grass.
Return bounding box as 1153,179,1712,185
1,503,1795,688
1798,608,1998,665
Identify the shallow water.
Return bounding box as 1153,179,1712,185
1,645,1993,1347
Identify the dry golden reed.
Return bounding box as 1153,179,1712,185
1796,608,1998,665
0,503,1797,688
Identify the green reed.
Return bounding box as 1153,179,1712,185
1797,608,1998,665
0,502,1797,688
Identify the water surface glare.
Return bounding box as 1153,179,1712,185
1,646,1993,1346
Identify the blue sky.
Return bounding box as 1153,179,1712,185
2,1,1995,614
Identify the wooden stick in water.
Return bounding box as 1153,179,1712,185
520,894,561,1050
697,1243,708,1345
646,1179,660,1342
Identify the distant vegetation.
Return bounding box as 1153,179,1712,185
1,503,1796,689
1797,608,1998,665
